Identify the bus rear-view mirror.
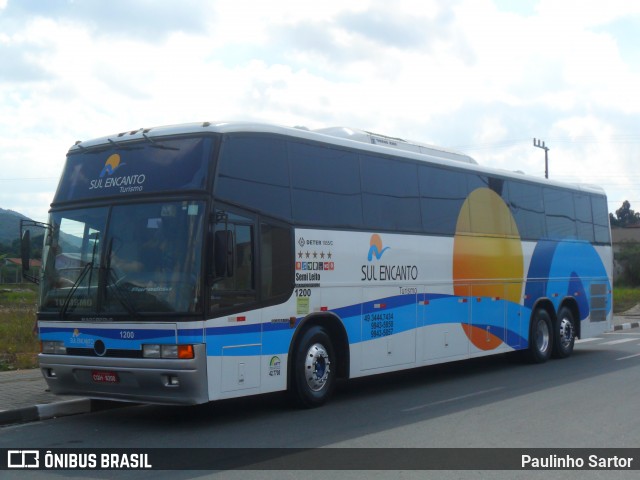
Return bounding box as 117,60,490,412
214,230,235,278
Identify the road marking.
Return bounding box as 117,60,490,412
402,386,505,413
601,338,637,345
616,352,640,361
575,338,601,344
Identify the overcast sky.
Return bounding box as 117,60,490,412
1,0,640,223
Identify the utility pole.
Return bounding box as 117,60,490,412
533,138,549,179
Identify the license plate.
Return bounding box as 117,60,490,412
91,370,119,384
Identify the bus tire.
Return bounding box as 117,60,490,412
552,306,576,359
524,308,553,364
290,326,336,408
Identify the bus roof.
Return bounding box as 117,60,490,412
312,126,477,165
69,121,607,197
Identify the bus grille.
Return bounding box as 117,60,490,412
65,348,142,358
589,283,608,323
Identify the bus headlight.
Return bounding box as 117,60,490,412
142,344,161,358
41,341,67,355
143,344,194,359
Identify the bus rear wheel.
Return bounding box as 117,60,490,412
524,308,553,364
290,326,336,408
552,306,576,359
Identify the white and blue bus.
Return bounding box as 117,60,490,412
21,122,612,407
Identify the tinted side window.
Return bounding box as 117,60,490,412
361,155,421,231
419,166,467,235
467,173,488,193
544,188,577,239
289,142,363,227
216,135,292,220
574,193,595,242
464,175,516,236
260,222,294,299
592,195,611,244
509,181,545,240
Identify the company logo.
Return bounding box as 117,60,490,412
99,154,124,178
89,153,145,193
361,234,418,282
8,450,39,468
367,234,390,261
69,327,94,346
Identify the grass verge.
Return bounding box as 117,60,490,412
0,284,39,371
613,286,640,314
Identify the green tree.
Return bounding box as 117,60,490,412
610,200,640,227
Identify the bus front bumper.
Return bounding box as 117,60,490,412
38,344,209,405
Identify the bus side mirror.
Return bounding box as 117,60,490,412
20,228,40,284
214,230,235,278
21,229,31,273
20,219,50,284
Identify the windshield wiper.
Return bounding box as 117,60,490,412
60,261,93,319
60,232,100,319
107,137,143,151
142,133,180,150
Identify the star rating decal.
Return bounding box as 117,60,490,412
297,250,333,260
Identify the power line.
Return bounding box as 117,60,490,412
0,177,57,181
450,135,640,151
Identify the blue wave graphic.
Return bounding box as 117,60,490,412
367,245,390,261
99,165,115,178
99,162,125,178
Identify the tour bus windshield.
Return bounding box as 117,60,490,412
40,201,205,316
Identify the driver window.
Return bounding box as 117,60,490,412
210,210,256,311
50,216,102,288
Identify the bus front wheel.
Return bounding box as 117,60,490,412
290,326,336,408
524,308,553,364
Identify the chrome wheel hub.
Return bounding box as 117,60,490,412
559,317,574,348
536,320,550,353
305,343,331,392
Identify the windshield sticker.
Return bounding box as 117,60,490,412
100,154,124,177
187,204,199,216
89,153,146,193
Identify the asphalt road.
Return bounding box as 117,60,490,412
3,329,640,480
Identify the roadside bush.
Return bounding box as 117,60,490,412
616,243,640,286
